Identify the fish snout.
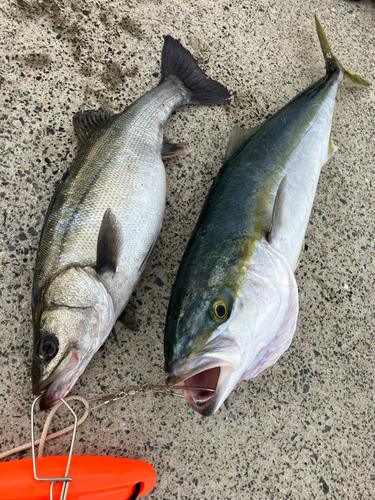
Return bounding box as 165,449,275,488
32,351,80,410
31,361,59,410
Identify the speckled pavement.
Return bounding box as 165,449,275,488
1,0,374,498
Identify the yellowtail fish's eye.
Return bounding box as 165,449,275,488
37,336,59,361
212,299,229,321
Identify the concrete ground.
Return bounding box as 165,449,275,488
1,0,374,498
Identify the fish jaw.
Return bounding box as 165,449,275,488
174,365,244,417
34,351,80,410
166,334,243,416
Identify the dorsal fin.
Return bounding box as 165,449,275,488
267,175,287,244
73,110,114,147
224,123,263,163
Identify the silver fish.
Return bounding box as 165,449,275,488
164,17,370,416
32,36,230,410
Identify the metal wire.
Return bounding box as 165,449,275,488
31,395,78,500
88,383,215,410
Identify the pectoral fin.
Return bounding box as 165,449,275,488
110,326,120,347
267,175,287,244
96,209,121,275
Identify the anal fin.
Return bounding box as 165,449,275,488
327,125,338,162
162,137,186,159
296,239,305,268
118,308,140,332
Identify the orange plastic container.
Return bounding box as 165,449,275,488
0,455,156,499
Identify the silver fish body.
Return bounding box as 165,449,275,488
164,18,370,416
32,37,230,409
34,79,187,313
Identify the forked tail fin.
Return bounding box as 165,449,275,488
161,35,231,105
315,15,371,87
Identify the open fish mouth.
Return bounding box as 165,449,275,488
167,336,242,416
180,367,220,413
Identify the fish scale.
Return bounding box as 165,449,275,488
34,79,191,307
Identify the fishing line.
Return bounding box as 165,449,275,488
0,384,214,461
0,396,89,461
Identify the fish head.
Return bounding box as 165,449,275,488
165,281,235,371
164,276,247,416
32,265,115,410
165,241,298,416
164,250,246,415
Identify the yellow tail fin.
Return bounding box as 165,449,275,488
315,15,371,87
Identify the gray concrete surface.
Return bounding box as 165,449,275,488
1,0,375,498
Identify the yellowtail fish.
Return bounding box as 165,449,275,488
164,17,370,416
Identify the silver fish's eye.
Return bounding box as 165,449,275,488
37,336,59,361
212,299,229,321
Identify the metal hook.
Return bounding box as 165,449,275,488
31,395,78,500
